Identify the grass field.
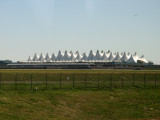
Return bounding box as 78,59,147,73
0,69,160,90
0,70,160,120
1,69,160,74
0,88,160,120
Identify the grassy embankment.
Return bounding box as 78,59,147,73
0,70,160,119
0,88,160,120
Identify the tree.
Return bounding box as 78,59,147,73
148,61,154,65
137,60,145,64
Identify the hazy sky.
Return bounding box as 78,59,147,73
0,0,160,63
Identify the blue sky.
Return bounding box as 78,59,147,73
0,0,160,63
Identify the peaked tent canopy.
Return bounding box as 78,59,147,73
28,56,33,61
45,53,51,62
133,52,139,60
28,50,149,64
94,50,102,61
75,51,79,54
38,53,46,62
101,52,108,61
81,52,88,61
51,53,56,61
63,50,70,61
106,51,111,58
33,53,39,61
56,51,64,61
75,52,82,61
113,52,122,61
138,55,148,63
107,52,115,61
127,52,131,58
120,52,129,62
88,50,96,60
126,55,137,63
69,51,76,61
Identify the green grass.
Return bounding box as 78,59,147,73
0,88,160,120
0,69,160,90
0,69,160,74
0,70,160,119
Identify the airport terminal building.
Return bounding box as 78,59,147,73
27,50,148,64
1,50,155,69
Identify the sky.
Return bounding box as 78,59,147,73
0,0,160,63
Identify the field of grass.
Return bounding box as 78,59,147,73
0,69,160,90
1,69,160,74
0,87,160,120
0,70,160,119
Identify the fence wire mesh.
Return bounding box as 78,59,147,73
0,73,159,90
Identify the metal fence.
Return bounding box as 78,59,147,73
0,73,159,90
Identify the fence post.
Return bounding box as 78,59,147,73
73,73,75,88
122,73,124,87
85,73,87,88
98,73,100,88
144,73,146,87
59,73,62,89
31,74,32,90
46,74,48,90
155,74,157,87
15,73,17,90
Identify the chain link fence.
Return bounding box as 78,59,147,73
0,73,159,90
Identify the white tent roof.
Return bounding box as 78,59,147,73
120,52,129,62
69,51,76,61
56,51,64,61
88,50,96,60
126,55,137,63
45,53,51,62
127,52,131,58
33,53,39,61
63,50,70,61
39,53,46,62
133,52,139,60
28,56,33,61
106,51,111,58
28,51,148,63
75,52,82,61
101,52,108,61
51,53,56,61
69,51,73,54
138,55,148,63
107,52,115,61
75,51,79,55
113,52,122,61
81,52,88,61
94,50,102,60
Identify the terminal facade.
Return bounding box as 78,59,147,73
27,50,148,64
